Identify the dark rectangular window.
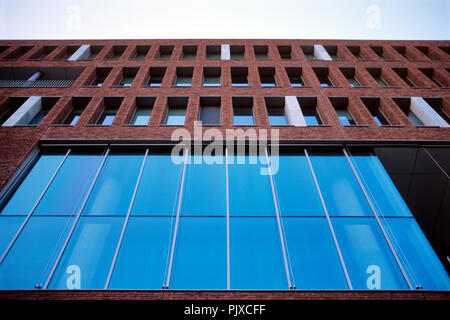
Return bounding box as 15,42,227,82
330,97,357,126
28,97,59,125
3,46,33,60
231,67,249,86
89,67,112,87
0,97,28,125
131,45,150,60
62,97,91,126
360,97,391,126
230,45,245,59
415,46,435,60
313,67,333,87
116,67,139,87
203,67,221,87
265,97,288,126
286,67,305,87
157,45,174,60
277,45,292,59
340,67,362,87
297,97,323,126
366,68,390,87
254,45,268,60
233,97,254,125
146,67,166,87
347,46,365,60
181,45,197,60
174,67,193,87
419,68,446,88
165,97,188,125
324,45,340,60
258,67,276,87
199,97,221,125
206,45,221,59
370,45,389,60
300,45,315,60
53,45,80,60
130,97,155,125
28,46,57,60
393,46,412,61
392,68,417,88
95,97,123,125
392,97,424,126
105,45,127,60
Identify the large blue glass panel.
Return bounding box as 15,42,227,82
0,216,26,256
309,150,372,216
228,155,276,216
181,155,226,216
384,218,450,290
34,152,103,215
83,152,144,215
109,217,172,289
49,216,123,289
1,154,64,215
273,153,324,216
230,217,287,289
332,217,408,289
0,216,73,289
350,152,412,217
283,217,348,289
132,153,183,215
171,217,226,289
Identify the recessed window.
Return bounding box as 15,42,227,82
95,97,123,126
265,97,288,126
199,97,221,125
231,67,249,87
0,45,11,55
392,97,424,126
393,46,412,61
324,46,340,60
347,46,365,60
130,97,155,125
392,68,417,88
330,97,357,126
415,46,435,61
27,97,59,126
105,45,127,60
360,97,390,126
174,67,193,87
370,46,390,60
277,45,292,60
62,97,91,126
146,67,166,87
418,68,446,88
157,45,174,60
206,45,221,59
165,97,188,125
88,67,112,88
203,67,221,87
254,45,269,60
259,67,277,87
297,97,323,126
423,97,450,125
313,67,333,87
131,45,150,60
28,46,57,60
285,67,305,87
340,67,362,87
300,45,315,60
0,97,28,125
116,67,139,87
2,46,33,60
181,45,197,60
53,45,79,60
366,68,390,88
233,97,254,125
230,45,245,59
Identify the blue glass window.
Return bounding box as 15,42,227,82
230,217,287,289
283,217,348,289
308,150,372,216
233,108,254,125
49,216,123,289
350,151,412,217
34,152,103,215
384,218,450,290
1,153,64,215
0,216,73,289
332,217,408,289
132,153,184,215
228,154,276,216
0,216,25,255
181,155,226,216
171,217,226,289
108,217,172,289
273,153,324,216
83,151,144,215
166,108,186,125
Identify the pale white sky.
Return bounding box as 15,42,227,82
0,0,448,40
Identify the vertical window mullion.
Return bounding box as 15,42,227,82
304,148,353,289
164,147,189,289
225,147,230,290
0,148,71,265
43,147,110,289
264,147,292,289
342,147,414,290
104,148,149,289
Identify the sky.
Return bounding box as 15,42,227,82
0,0,448,40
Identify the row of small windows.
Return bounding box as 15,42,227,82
85,65,449,89
0,146,449,290
1,44,449,62
1,95,448,128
